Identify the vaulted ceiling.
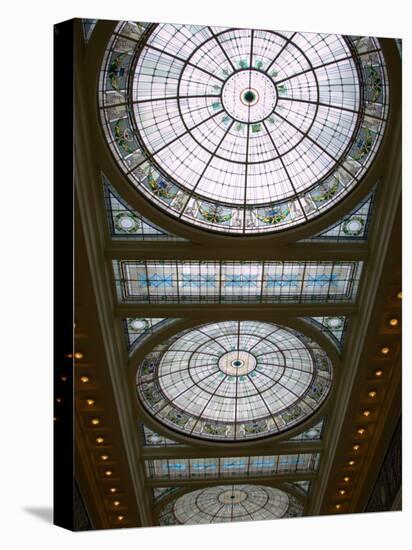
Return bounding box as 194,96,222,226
65,18,401,529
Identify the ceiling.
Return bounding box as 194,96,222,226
64,18,402,530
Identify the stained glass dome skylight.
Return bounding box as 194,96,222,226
100,23,388,234
136,321,332,442
158,484,304,525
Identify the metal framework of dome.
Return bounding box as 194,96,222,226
99,23,388,234
136,321,333,442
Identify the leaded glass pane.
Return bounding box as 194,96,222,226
289,419,325,440
302,191,375,241
99,23,388,234
303,316,348,351
136,321,332,442
141,423,181,447
114,260,363,303
158,485,304,525
82,19,97,43
146,453,320,480
103,174,186,240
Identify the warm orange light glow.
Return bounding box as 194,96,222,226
109,487,117,494
397,291,402,300
368,390,377,398
380,346,390,355
113,501,120,507
101,454,109,461
362,410,371,417
105,470,113,477
335,504,341,510
96,437,104,444
357,427,366,435
74,352,84,360
343,477,350,483
389,318,399,327
91,418,100,426
348,460,355,466
117,515,124,521
80,376,90,383
338,489,346,495
375,369,383,377
352,444,360,451
86,398,95,406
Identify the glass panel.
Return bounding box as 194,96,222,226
289,419,325,440
153,487,179,504
302,191,375,241
136,321,332,442
99,23,388,234
123,317,180,353
103,174,186,241
146,453,320,480
303,316,348,351
82,19,97,43
141,423,181,447
159,485,304,525
114,260,363,304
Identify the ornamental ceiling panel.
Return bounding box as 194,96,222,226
99,23,388,235
136,321,332,442
113,260,363,303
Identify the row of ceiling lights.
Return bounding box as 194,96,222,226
332,292,401,513
60,343,128,526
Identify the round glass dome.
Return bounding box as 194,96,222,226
100,23,388,235
158,484,304,525
136,321,333,442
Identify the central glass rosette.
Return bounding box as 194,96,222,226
218,350,257,376
136,321,333,442
222,69,278,122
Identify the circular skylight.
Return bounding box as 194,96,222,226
100,23,388,235
136,321,332,442
158,484,304,525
